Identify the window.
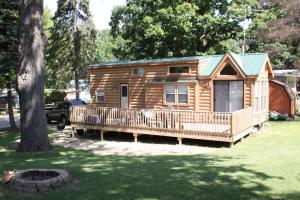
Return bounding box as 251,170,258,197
220,64,237,75
178,86,188,103
96,90,105,102
165,85,176,103
255,80,268,113
169,66,190,74
132,68,144,76
164,85,188,104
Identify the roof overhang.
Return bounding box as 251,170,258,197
89,57,201,69
145,79,197,84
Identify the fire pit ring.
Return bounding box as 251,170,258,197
9,169,70,193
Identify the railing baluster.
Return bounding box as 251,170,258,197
70,106,253,138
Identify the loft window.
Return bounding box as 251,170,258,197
220,64,237,75
96,89,105,102
169,66,190,74
132,67,144,76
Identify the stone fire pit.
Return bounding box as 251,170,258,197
9,169,70,193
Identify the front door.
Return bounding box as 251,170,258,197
214,81,244,112
120,83,129,108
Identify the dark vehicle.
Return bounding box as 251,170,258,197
46,99,86,124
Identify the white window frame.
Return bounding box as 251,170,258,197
95,89,105,102
165,85,176,104
164,85,189,105
132,67,144,76
255,80,268,113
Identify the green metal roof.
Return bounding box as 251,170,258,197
198,52,268,76
91,51,269,77
90,56,201,68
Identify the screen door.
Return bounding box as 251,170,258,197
214,81,244,112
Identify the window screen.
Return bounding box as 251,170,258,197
178,85,188,103
165,85,176,103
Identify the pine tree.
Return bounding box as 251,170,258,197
0,0,20,130
47,0,97,98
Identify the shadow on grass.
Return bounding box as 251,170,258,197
0,132,298,200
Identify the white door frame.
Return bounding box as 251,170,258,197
120,83,129,109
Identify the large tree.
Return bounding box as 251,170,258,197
47,0,96,98
96,29,116,62
247,0,299,69
17,0,51,152
0,0,20,130
110,0,259,59
266,0,300,68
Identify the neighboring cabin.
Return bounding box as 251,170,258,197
273,69,300,96
89,51,273,126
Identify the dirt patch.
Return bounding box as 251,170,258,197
50,127,217,156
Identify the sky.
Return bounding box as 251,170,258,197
44,0,126,30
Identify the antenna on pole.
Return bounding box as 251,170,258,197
229,7,267,54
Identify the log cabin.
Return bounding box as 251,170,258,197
70,51,274,145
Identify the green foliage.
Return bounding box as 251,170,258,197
0,0,20,89
96,29,116,62
47,0,97,89
110,0,259,59
247,1,298,69
1,120,300,199
44,7,54,39
248,41,296,69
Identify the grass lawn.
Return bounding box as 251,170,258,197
0,120,300,200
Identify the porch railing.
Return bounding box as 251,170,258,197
70,106,253,136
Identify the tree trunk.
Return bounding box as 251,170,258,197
7,90,17,130
75,69,80,100
17,0,51,152
73,0,80,100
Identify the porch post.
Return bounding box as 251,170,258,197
133,133,139,143
100,130,104,141
178,137,183,145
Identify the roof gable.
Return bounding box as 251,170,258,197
207,53,246,78
199,52,269,77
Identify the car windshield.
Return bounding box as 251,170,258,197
52,102,70,109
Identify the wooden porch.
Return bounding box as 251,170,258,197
69,106,254,145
